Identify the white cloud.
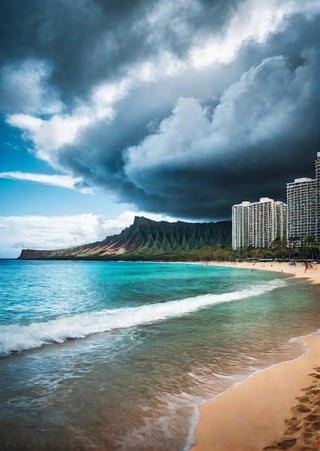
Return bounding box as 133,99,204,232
6,112,104,165
190,0,285,67
0,214,106,258
125,97,210,182
188,0,320,69
101,210,176,236
0,211,177,258
92,78,131,112
0,171,90,192
125,52,315,183
0,59,63,114
6,114,43,131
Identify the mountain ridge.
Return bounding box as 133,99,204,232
18,216,232,260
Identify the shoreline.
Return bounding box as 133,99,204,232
191,261,320,451
205,260,320,285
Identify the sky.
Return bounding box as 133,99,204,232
1,0,320,257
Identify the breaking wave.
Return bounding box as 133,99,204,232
0,279,286,355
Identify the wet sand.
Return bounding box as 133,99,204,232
191,261,320,451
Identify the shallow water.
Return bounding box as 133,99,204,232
0,260,319,450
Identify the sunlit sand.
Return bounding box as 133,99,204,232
191,260,320,451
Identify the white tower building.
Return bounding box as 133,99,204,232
232,201,250,249
287,153,320,245
232,198,287,249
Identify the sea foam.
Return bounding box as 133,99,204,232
0,279,286,355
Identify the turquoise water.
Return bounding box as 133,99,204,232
0,260,319,450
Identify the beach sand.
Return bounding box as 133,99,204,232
191,261,320,451
207,260,320,285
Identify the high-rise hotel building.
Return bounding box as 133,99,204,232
232,201,250,249
232,197,287,249
287,152,320,244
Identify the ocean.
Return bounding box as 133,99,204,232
0,260,319,450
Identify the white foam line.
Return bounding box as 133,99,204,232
0,279,286,355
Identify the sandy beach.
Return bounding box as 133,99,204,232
191,261,320,451
207,260,320,285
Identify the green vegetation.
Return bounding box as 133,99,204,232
18,217,319,262
19,216,232,260
192,242,319,262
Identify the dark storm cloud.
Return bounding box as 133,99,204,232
0,0,241,104
124,46,320,218
0,0,154,103
1,1,320,219
50,52,243,203
47,9,320,219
